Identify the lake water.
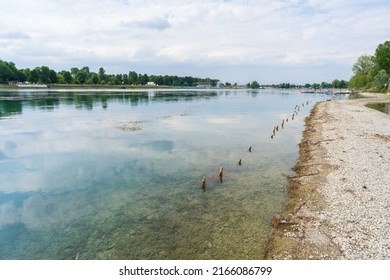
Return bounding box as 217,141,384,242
0,89,346,259
366,102,390,115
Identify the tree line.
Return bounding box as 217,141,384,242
349,40,390,92
246,80,348,89
0,61,219,87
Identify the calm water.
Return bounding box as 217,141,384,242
366,102,390,115
0,89,346,259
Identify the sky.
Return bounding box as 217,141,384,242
0,0,389,84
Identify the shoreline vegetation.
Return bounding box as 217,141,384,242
0,83,235,90
265,93,390,259
0,83,352,92
0,59,350,90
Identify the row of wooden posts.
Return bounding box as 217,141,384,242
201,100,312,192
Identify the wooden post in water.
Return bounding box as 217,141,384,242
219,167,223,183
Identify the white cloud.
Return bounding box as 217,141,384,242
0,0,389,83
0,31,30,40
122,17,172,31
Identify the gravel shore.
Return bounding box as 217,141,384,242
265,94,390,259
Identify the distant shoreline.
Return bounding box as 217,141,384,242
265,93,390,259
0,84,249,91
0,84,170,90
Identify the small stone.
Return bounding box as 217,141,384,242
159,251,167,258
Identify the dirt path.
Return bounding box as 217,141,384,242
265,95,390,259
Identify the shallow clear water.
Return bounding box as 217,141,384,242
0,89,346,259
366,102,390,114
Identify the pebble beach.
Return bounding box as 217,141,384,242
265,93,390,259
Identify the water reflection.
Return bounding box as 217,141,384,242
0,90,218,117
0,89,347,259
366,102,390,114
129,140,175,153
0,100,23,117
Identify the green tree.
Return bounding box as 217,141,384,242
49,69,58,83
250,80,260,89
70,67,80,79
29,68,40,83
350,54,376,89
138,73,149,85
374,41,390,73
60,70,73,84
6,61,25,82
353,54,375,75
172,76,180,86
0,60,26,82
339,80,348,88
350,72,369,89
116,74,123,84
89,73,99,84
0,60,15,83
122,74,129,84
80,66,91,82
75,71,87,84
373,69,389,91
108,75,120,85
98,67,107,83
128,71,138,84
39,66,49,83
152,75,164,85
22,68,31,82
311,83,320,89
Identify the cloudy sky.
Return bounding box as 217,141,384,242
0,0,389,84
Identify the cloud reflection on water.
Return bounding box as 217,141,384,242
0,90,346,259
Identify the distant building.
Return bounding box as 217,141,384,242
16,82,47,88
146,82,157,86
196,82,212,89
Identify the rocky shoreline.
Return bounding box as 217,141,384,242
265,94,390,259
